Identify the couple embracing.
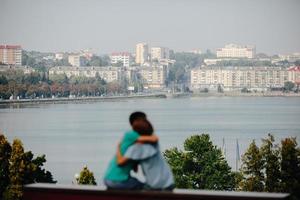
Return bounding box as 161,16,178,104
104,112,174,190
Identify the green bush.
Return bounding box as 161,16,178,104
77,166,97,185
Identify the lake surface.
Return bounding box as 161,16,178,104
0,97,300,185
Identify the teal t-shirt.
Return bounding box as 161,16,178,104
104,130,140,181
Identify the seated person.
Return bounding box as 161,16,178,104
104,112,158,190
119,119,175,190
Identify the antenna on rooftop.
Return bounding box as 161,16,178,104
236,138,240,171
221,138,226,159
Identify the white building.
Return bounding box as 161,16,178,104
139,65,167,89
0,65,35,74
49,66,121,83
135,43,149,64
189,49,202,54
278,53,300,62
204,58,239,66
190,66,295,91
55,53,65,60
68,54,84,67
216,44,256,59
110,52,131,67
150,47,169,61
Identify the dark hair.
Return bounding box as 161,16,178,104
132,119,153,136
129,111,147,125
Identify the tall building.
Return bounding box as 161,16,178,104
150,47,169,61
110,52,131,67
0,45,22,65
216,44,255,59
135,43,148,64
68,54,84,66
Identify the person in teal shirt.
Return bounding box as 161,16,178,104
104,112,158,190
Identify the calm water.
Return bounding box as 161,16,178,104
0,97,300,185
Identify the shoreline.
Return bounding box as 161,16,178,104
0,94,167,105
191,92,300,97
1,92,299,105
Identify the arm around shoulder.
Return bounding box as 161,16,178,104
136,134,158,144
116,144,129,166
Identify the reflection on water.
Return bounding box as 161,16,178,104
0,97,300,184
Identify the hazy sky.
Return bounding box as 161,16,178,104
0,0,299,55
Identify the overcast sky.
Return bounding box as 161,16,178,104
0,0,299,55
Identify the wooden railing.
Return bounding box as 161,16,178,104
23,183,289,200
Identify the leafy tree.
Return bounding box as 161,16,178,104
24,153,56,184
294,60,300,66
283,81,295,92
87,56,102,66
0,85,10,99
101,55,111,66
77,166,97,185
55,58,71,66
112,60,124,67
241,87,250,93
24,72,41,84
201,88,209,93
216,59,272,67
239,140,264,192
1,136,56,200
280,138,300,196
164,134,235,190
3,139,27,200
0,135,11,199
107,81,121,94
49,74,69,84
0,75,8,84
217,84,223,93
260,134,281,192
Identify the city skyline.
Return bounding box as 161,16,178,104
1,0,300,55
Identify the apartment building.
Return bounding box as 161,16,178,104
68,54,84,66
0,65,34,74
110,52,131,67
278,53,300,62
288,66,300,83
216,44,255,59
138,65,167,89
135,43,149,64
190,66,294,91
150,47,169,61
49,66,121,83
0,45,22,65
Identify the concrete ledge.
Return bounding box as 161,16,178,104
23,183,290,200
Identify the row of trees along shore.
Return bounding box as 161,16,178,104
1,133,299,200
0,70,130,100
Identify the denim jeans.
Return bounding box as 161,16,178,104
104,177,144,190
